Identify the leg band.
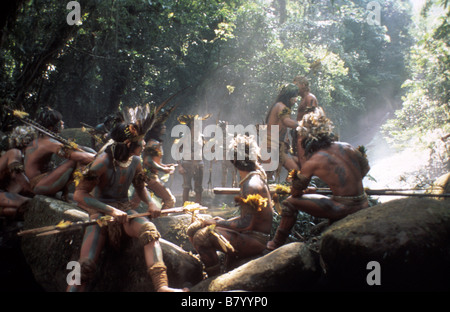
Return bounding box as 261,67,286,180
147,262,169,291
186,220,203,239
139,222,161,246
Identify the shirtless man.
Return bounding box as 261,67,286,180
69,117,187,292
293,76,319,122
23,107,95,197
131,123,176,210
187,135,273,276
0,126,35,218
264,83,300,181
292,76,321,163
267,108,370,250
177,114,210,204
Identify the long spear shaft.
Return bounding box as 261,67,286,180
213,187,450,198
17,205,208,237
5,107,86,152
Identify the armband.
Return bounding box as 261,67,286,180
56,145,73,159
7,161,24,174
288,169,309,196
278,107,292,120
132,170,147,188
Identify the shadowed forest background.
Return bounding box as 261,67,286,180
0,0,449,190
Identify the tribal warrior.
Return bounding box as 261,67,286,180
23,107,95,198
263,83,300,181
0,126,36,218
176,114,211,204
131,118,177,210
69,105,187,292
267,108,370,250
187,135,273,276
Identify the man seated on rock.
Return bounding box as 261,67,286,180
267,108,370,251
187,134,273,276
24,107,95,198
0,126,36,218
68,106,188,292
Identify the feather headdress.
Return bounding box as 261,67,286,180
121,103,157,142
296,107,333,141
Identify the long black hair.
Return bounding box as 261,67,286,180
265,83,299,124
301,135,334,159
36,107,63,132
105,123,141,162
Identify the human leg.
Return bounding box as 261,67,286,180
193,163,203,204
67,222,107,292
123,213,187,292
33,160,77,196
0,191,31,218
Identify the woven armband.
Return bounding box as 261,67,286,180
132,171,147,188
278,107,292,120
288,170,309,196
57,145,73,159
7,161,24,174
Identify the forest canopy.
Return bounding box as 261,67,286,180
0,0,448,176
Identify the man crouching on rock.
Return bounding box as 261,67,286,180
68,109,188,292
267,108,370,251
187,134,273,277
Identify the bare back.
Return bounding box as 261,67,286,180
301,142,368,196
24,137,63,179
240,173,273,234
297,92,318,121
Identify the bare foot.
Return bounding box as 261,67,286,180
157,286,190,292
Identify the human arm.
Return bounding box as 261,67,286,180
73,156,127,223
132,161,161,218
50,139,95,165
202,214,253,232
277,104,299,129
142,154,175,174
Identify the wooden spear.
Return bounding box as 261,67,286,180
213,187,450,198
17,204,208,237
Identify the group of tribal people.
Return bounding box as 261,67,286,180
0,75,370,292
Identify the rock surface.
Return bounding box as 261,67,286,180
21,196,203,291
319,197,450,291
19,191,450,292
191,242,321,292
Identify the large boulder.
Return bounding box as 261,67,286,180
21,196,203,291
191,242,321,292
319,197,450,291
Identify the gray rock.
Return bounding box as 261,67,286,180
191,242,321,292
319,198,450,290
21,195,203,291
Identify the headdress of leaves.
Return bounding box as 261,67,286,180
296,107,333,142
8,126,37,149
227,134,261,162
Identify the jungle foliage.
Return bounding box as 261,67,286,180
0,0,447,157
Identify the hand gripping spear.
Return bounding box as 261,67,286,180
17,203,208,237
